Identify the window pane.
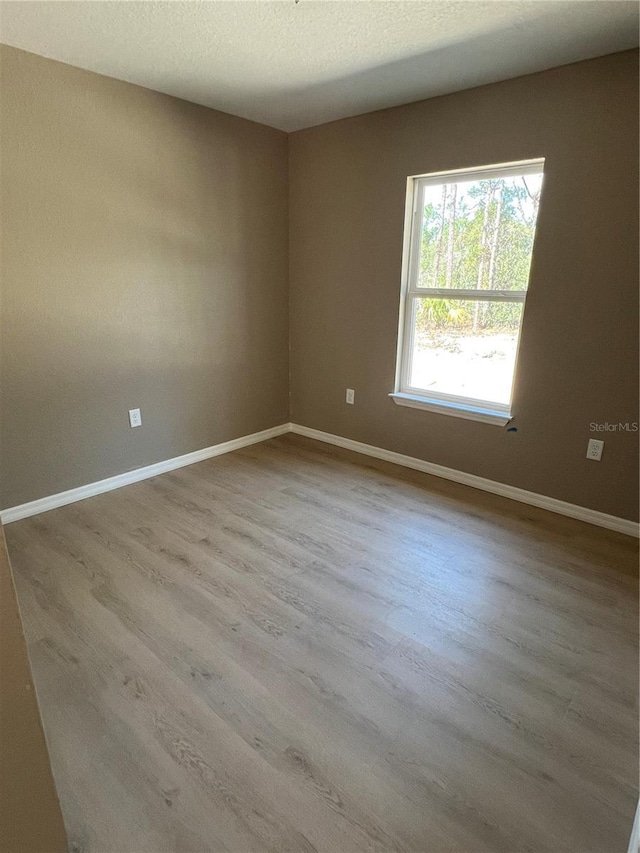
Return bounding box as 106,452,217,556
416,173,542,291
408,298,523,406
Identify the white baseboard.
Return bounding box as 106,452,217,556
2,420,637,537
0,423,290,524
289,423,639,538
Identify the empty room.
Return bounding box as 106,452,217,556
1,2,638,852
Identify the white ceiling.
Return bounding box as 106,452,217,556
1,1,638,132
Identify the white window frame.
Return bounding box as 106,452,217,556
391,158,544,426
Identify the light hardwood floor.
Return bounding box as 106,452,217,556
5,434,638,853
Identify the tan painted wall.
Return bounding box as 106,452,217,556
289,50,639,522
0,520,67,853
0,45,289,509
1,47,638,522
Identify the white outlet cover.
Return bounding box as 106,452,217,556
586,438,603,460
346,389,355,405
129,408,142,428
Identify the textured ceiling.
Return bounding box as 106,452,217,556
0,1,638,132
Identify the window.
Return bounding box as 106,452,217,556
392,159,544,425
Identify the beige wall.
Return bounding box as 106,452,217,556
1,47,638,522
289,50,639,522
0,46,289,509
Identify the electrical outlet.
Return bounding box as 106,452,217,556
586,438,603,461
346,388,355,405
128,408,142,428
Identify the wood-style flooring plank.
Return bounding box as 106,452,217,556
5,434,638,853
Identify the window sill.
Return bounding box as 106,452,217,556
389,392,512,426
